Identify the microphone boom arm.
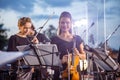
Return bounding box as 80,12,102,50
100,25,120,47
35,12,55,37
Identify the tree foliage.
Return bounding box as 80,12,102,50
0,23,8,50
43,25,57,39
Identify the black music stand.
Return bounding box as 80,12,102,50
17,44,60,79
85,45,119,80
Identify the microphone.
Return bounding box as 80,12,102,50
37,12,55,30
38,27,43,29
82,22,95,35
91,22,94,27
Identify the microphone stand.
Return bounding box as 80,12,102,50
73,36,83,80
99,24,120,48
84,45,119,80
24,12,55,79
67,50,71,80
26,11,55,67
81,22,95,38
35,12,55,37
73,27,85,80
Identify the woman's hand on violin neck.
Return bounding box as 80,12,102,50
31,36,39,44
70,65,75,70
61,54,72,63
61,55,68,63
73,48,80,55
74,48,86,60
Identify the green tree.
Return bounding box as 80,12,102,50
0,23,8,50
43,25,57,39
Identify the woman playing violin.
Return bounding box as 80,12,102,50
51,11,86,80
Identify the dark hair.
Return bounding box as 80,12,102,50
18,17,32,27
59,11,72,21
58,11,72,35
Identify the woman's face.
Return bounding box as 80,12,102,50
19,22,32,35
59,17,72,33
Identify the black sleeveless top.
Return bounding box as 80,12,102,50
7,33,49,51
51,35,83,59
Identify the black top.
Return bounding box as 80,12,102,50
51,35,83,59
118,48,120,64
27,32,50,44
7,33,49,51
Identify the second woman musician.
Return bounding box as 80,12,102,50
51,11,86,80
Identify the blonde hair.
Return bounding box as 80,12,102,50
18,17,32,27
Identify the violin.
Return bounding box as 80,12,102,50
61,50,80,80
61,52,88,80
61,36,88,80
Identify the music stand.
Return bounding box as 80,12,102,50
85,45,119,80
85,45,119,71
17,44,60,67
17,44,60,79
